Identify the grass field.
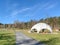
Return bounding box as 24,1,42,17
19,30,60,45
0,29,60,45
0,29,15,45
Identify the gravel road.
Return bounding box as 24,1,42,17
16,31,44,45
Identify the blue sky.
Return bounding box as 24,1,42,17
0,0,60,24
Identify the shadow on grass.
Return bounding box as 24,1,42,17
0,33,16,45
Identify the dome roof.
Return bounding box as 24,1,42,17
29,23,52,33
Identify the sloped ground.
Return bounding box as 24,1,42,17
16,31,44,45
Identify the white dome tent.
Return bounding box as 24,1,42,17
29,23,52,33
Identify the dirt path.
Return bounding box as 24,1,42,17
16,31,44,45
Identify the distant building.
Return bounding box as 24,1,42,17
29,23,52,33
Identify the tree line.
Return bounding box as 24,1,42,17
0,17,60,30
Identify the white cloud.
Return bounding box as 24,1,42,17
6,2,41,18
5,1,57,19
19,8,30,12
42,3,50,8
23,2,57,18
10,3,40,18
35,2,57,10
10,8,30,18
4,8,30,19
23,4,40,17
44,4,56,10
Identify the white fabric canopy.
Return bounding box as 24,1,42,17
29,23,52,33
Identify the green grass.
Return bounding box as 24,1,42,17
0,29,15,45
0,29,60,45
19,30,60,45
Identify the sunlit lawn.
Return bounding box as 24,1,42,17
19,30,60,45
0,29,15,45
0,28,60,45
